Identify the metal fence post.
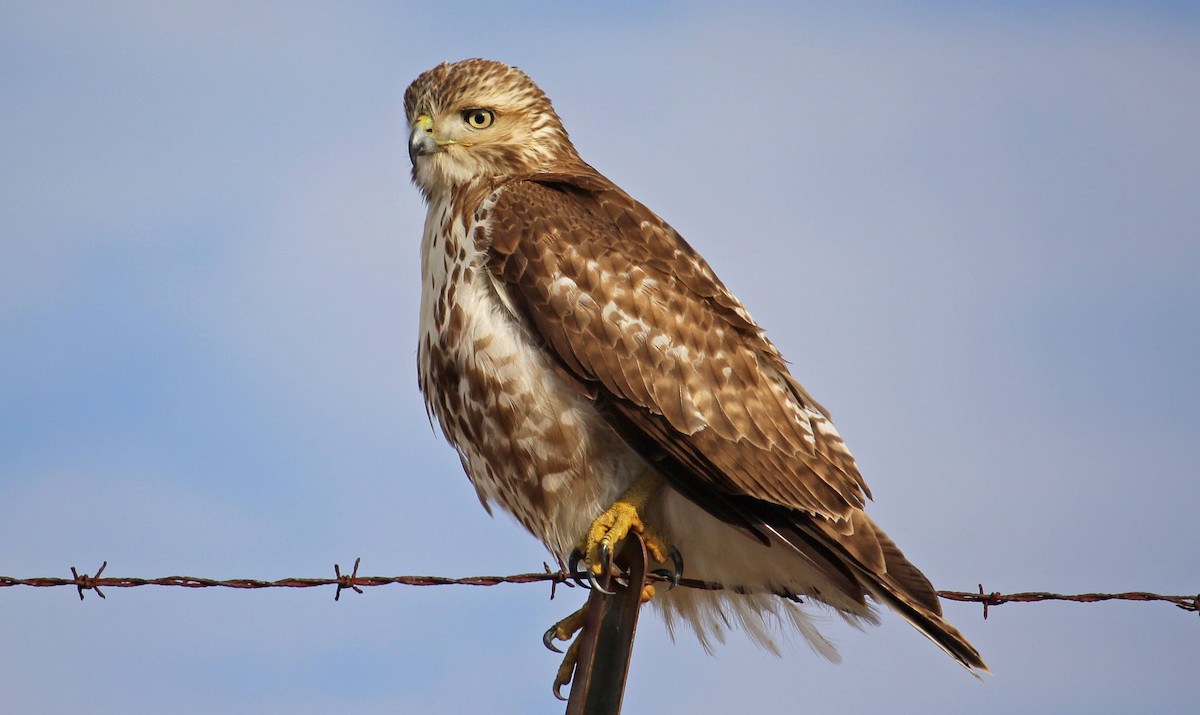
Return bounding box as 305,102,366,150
564,533,649,715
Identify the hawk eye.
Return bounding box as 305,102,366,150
463,108,495,129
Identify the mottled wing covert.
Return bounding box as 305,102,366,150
484,174,870,525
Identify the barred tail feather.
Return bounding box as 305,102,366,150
797,517,990,674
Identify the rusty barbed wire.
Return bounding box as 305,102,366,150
938,584,1200,619
2,560,1196,620
0,560,569,599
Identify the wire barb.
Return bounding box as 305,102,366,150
334,558,363,601
545,561,574,601
69,561,108,601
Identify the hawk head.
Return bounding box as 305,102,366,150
404,59,580,201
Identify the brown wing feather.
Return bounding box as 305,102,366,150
485,169,988,673
486,170,866,520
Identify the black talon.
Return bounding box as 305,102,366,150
650,568,675,588
567,548,590,590
670,546,684,581
592,542,619,594
586,565,616,596
543,625,564,654
568,547,615,594
650,547,685,590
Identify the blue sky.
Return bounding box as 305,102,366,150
2,2,1198,713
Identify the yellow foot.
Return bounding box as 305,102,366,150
571,472,680,581
552,636,583,701
542,607,585,654
544,608,586,701
582,502,658,573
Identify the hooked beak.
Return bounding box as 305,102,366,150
408,114,438,165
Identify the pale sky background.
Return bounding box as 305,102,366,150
2,2,1198,713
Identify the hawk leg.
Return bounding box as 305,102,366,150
577,471,672,578
545,473,684,699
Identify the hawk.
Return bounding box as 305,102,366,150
404,58,986,688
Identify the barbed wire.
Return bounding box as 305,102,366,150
2,559,1196,620
937,585,1198,619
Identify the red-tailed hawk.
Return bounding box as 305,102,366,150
405,58,986,684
